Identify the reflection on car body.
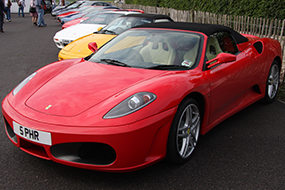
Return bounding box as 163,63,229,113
2,22,282,172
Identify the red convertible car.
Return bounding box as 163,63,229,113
2,22,281,172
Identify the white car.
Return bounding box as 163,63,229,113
53,11,140,49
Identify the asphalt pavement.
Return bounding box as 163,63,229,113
0,14,284,190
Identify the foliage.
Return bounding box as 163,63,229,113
125,0,285,19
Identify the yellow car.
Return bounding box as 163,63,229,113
58,13,173,60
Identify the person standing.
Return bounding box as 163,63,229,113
0,0,4,32
35,0,46,27
4,0,11,22
17,0,25,17
29,0,37,25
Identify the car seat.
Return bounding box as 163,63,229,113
206,36,223,61
183,39,199,67
140,37,176,65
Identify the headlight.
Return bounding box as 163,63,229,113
13,72,37,95
104,92,156,119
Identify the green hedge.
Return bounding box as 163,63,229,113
125,0,285,20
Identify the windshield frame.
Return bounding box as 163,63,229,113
99,17,154,35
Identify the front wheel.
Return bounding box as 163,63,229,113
166,98,201,164
263,60,280,103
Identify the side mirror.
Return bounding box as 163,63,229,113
88,42,98,53
97,27,103,31
206,53,236,69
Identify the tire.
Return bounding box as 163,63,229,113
263,60,280,103
166,98,201,164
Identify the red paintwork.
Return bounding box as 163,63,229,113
118,9,145,13
62,17,89,29
57,11,79,19
2,27,282,172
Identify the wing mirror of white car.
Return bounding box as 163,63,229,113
88,42,98,53
206,53,236,69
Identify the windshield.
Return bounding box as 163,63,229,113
82,12,123,25
99,17,153,35
88,29,201,70
66,1,83,9
76,6,93,13
82,9,104,18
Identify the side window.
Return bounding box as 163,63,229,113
216,32,238,54
206,35,223,61
206,32,238,61
154,19,172,23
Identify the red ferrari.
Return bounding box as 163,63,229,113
2,22,281,172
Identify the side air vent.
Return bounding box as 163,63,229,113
253,41,263,54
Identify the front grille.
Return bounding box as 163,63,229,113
51,142,116,165
78,143,116,165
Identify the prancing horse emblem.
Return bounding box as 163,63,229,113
45,105,52,110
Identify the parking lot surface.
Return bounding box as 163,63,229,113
0,14,284,190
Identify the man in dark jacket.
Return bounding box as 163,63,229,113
0,0,4,32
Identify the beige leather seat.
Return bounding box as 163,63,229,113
140,38,176,65
183,40,199,67
206,36,223,61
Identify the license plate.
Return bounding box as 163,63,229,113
62,39,72,44
13,121,52,145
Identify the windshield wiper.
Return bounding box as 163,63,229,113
100,59,130,67
147,65,190,70
102,29,116,35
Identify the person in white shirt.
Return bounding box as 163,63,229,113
18,0,26,17
29,0,38,25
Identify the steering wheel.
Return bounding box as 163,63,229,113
125,49,144,62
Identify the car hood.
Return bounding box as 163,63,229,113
25,61,163,117
63,33,116,57
63,17,88,29
54,24,106,41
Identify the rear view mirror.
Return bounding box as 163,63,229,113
206,53,236,69
88,42,98,53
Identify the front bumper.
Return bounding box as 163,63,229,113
53,38,73,49
2,97,176,172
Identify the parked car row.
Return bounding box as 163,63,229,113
51,2,173,59
51,0,112,17
2,1,282,172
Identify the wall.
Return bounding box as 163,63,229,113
10,0,32,13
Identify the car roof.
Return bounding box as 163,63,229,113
133,22,248,44
98,10,141,15
83,1,110,3
120,13,173,21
